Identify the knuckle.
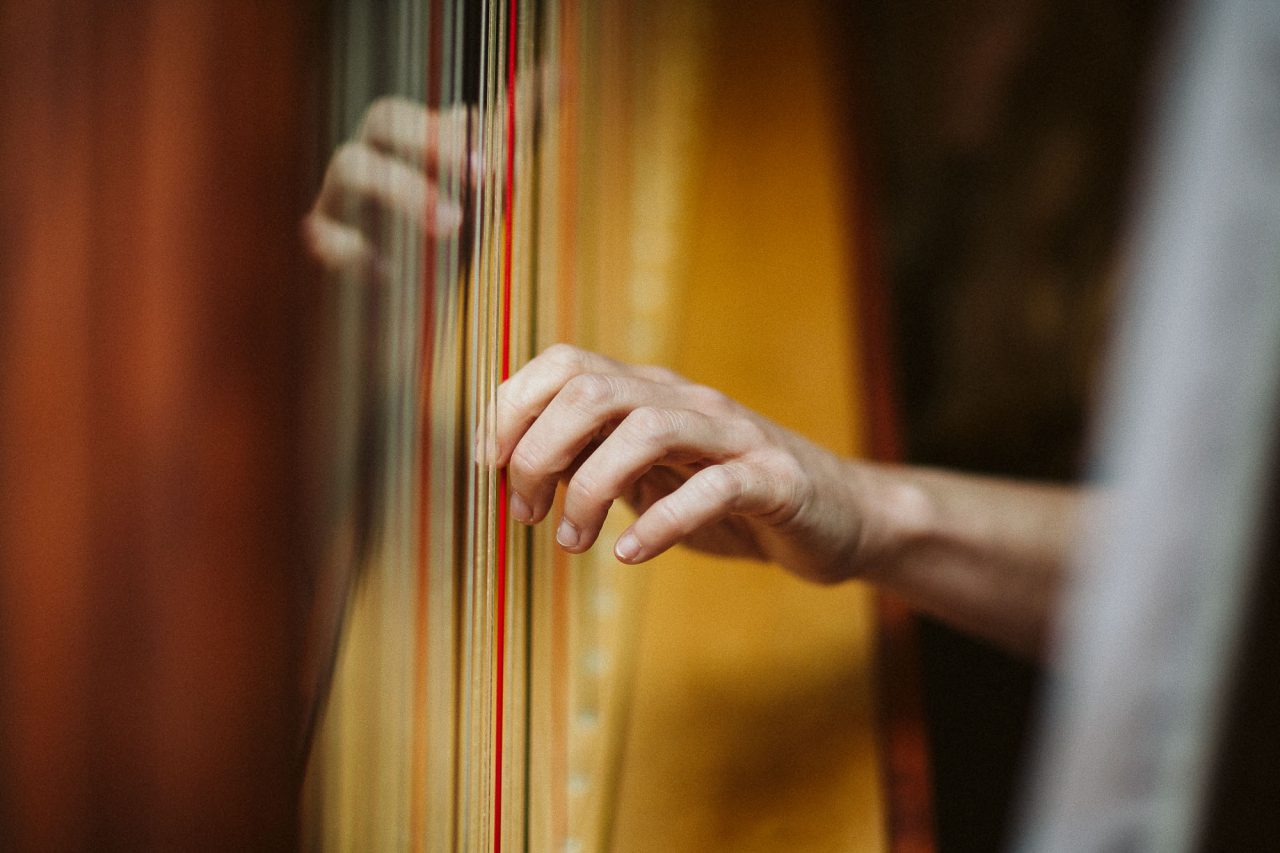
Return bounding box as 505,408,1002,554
753,448,791,488
652,496,686,532
563,373,613,408
541,342,583,369
565,471,603,507
735,416,767,446
756,449,808,518
626,406,675,442
503,376,542,414
701,465,743,503
331,142,370,184
689,384,733,414
643,365,683,384
780,454,807,488
757,446,791,472
360,97,394,135
509,443,544,479
511,384,543,415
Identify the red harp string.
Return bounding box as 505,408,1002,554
494,0,518,849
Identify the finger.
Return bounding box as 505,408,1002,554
493,344,626,466
315,142,463,236
507,375,686,522
302,213,374,272
613,461,783,564
557,408,746,553
359,97,470,176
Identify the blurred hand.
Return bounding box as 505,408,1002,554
492,344,885,585
303,97,469,274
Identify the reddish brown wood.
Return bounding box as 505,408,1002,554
854,177,939,853
0,3,320,848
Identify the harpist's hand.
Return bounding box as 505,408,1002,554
497,343,1078,654
493,344,895,585
303,97,468,273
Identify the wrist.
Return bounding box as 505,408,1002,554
844,463,934,582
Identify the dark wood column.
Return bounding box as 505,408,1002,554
0,3,322,848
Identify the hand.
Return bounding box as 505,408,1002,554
303,97,470,274
492,344,884,585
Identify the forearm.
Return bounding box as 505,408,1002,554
850,463,1080,658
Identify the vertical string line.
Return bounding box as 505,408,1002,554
494,0,518,849
412,3,448,847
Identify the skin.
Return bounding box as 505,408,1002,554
492,346,1078,659
308,98,1080,660
303,95,467,270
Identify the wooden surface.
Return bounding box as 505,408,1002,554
0,3,319,848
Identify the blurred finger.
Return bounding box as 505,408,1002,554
359,97,470,176
302,213,374,272
315,141,462,236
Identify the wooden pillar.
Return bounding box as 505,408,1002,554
0,2,320,848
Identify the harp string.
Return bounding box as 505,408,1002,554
493,0,517,847
304,2,665,848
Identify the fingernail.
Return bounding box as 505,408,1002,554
510,492,532,523
434,200,463,232
556,519,580,549
615,532,641,562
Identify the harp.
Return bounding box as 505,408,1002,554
300,0,930,850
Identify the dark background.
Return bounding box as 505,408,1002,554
852,1,1169,849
